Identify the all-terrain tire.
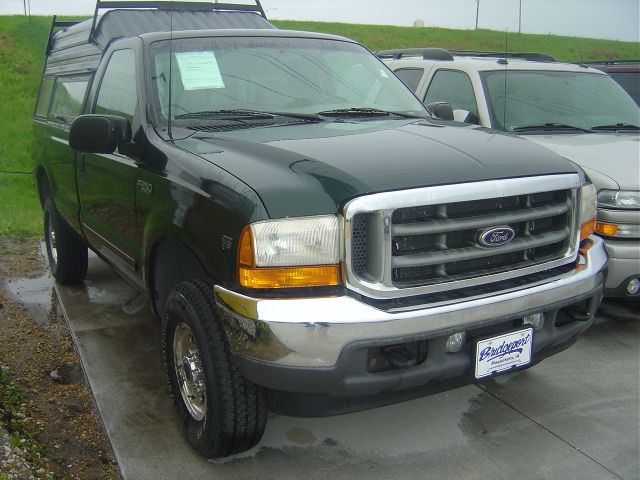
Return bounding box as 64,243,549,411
161,280,267,458
43,198,88,285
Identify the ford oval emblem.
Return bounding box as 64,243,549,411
478,226,516,247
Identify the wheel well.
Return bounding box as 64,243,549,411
36,167,51,207
148,237,212,319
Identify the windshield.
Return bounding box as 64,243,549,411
148,36,426,124
481,70,640,131
607,72,640,105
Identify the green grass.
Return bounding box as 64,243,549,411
0,15,638,237
0,176,41,236
0,16,51,238
273,20,640,62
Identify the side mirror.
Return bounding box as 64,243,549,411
69,114,132,154
425,101,454,121
453,109,480,125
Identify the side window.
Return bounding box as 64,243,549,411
49,76,90,124
95,49,138,120
394,68,424,93
35,77,55,118
424,70,478,114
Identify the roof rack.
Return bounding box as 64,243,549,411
375,48,557,63
88,0,267,42
449,50,557,63
578,59,640,65
45,16,83,54
375,48,454,61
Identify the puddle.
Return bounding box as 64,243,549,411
285,427,317,445
5,271,56,326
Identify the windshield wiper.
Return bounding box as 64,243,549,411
511,123,592,133
175,109,276,120
174,109,323,122
590,123,640,132
317,107,425,119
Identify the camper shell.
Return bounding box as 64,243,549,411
43,2,272,76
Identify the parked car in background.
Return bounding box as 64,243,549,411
583,60,640,105
380,48,640,298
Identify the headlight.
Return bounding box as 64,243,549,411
238,215,341,288
578,184,597,241
597,190,640,210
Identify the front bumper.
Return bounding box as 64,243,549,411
215,236,607,401
601,236,640,295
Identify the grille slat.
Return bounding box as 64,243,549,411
392,202,570,237
392,228,570,269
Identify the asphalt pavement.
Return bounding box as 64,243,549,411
54,255,639,480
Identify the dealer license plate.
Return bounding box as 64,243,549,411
475,328,533,379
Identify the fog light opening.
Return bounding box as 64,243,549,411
627,278,640,295
523,312,545,331
367,340,428,373
445,332,466,353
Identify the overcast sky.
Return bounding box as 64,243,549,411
1,0,638,42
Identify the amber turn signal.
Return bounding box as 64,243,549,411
239,265,340,289
580,219,596,241
595,222,618,237
238,226,255,268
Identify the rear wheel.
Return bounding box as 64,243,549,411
44,198,88,285
161,280,266,458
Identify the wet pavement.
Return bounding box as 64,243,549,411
5,271,55,326
30,253,640,479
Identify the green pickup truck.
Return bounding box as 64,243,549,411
33,1,607,458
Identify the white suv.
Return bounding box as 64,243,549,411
380,48,640,297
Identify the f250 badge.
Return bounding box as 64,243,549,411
478,226,516,247
136,179,153,195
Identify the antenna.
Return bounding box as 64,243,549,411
503,30,508,130
168,1,174,140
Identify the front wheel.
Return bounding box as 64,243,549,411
161,280,266,458
44,198,88,285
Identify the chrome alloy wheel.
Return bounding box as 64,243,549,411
47,215,58,265
173,322,207,421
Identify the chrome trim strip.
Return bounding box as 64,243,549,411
51,136,70,145
343,174,581,299
344,174,580,215
392,202,570,236
214,236,606,367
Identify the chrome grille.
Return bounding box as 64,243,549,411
344,175,581,300
391,190,571,286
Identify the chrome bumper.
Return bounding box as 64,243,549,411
214,236,607,368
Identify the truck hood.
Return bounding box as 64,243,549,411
523,133,640,191
174,119,582,218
